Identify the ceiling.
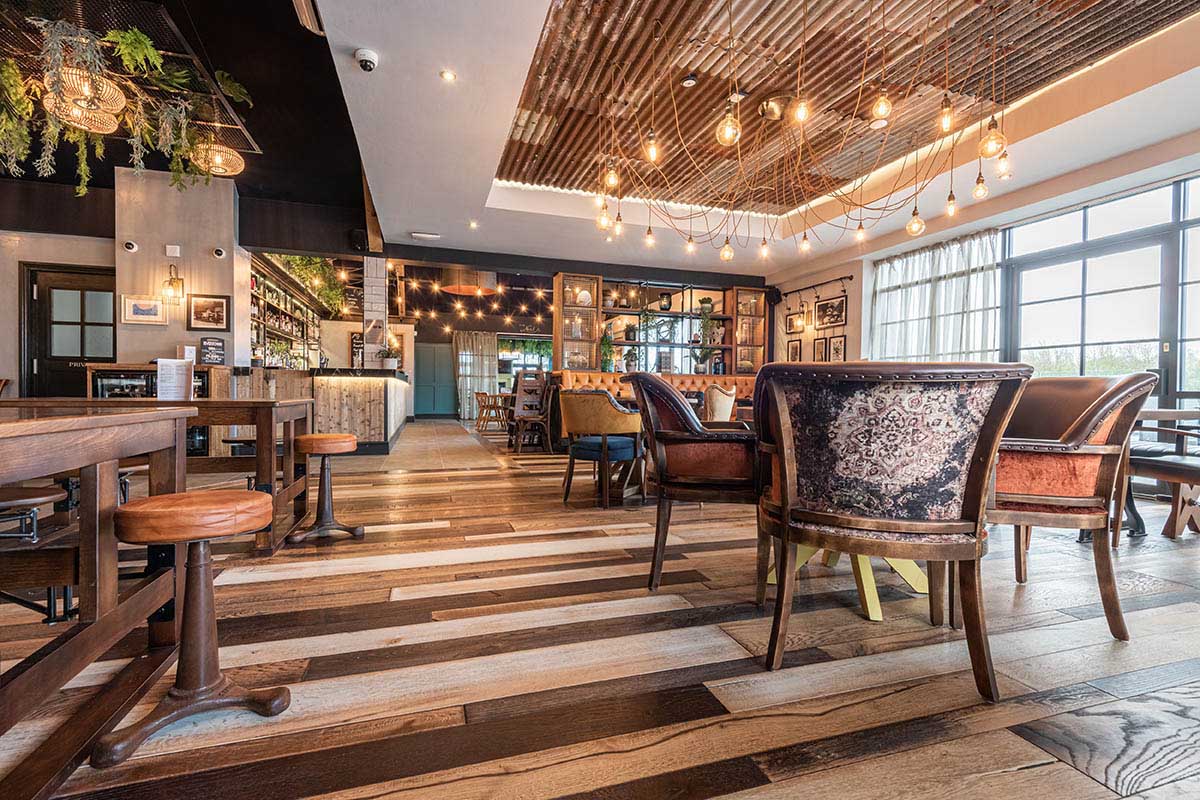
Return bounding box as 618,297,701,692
320,0,1200,277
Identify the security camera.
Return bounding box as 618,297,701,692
212,247,227,259
354,48,378,72
123,240,138,253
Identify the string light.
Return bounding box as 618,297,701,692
443,325,452,334
504,315,513,324
338,269,348,282
431,281,440,292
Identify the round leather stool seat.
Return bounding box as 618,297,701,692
114,490,273,544
0,486,68,510
296,433,358,455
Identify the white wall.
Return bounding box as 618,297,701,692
0,230,115,391
772,260,870,362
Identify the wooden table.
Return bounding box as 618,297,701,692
0,404,192,800
0,399,314,554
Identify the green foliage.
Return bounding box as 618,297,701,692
375,345,401,359
103,28,162,74
500,337,552,360
61,126,107,196
215,70,252,107
599,332,614,371
146,62,195,93
274,254,346,312
0,58,33,174
689,305,721,366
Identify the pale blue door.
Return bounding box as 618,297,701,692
414,342,457,416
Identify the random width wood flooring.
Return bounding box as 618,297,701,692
3,419,1200,799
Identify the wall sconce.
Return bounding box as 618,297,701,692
161,264,184,306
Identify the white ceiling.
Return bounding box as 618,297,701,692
320,1,1200,280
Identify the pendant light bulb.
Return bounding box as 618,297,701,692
973,171,990,200
788,97,810,126
946,190,957,217
996,150,1012,180
719,237,735,262
758,238,769,259
855,221,867,242
905,206,926,237
799,232,811,253
869,89,891,129
596,201,612,230
685,235,696,254
715,102,741,147
644,225,655,247
644,129,660,163
613,213,623,236
978,116,1007,159
603,160,620,188
939,93,953,133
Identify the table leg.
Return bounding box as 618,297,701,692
77,460,118,622
293,413,309,519
254,407,278,552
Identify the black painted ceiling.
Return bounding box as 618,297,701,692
3,0,363,208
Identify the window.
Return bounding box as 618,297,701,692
1087,186,1172,239
1183,228,1200,391
870,230,1001,361
1009,210,1083,258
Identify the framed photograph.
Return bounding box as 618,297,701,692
815,295,848,330
829,334,847,362
812,336,828,362
121,295,167,325
187,294,231,332
785,312,805,335
786,339,802,360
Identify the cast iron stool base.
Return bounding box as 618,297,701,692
287,453,364,543
91,540,289,768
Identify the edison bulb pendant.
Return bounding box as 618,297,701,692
644,129,660,163
905,207,926,237
596,201,612,230
613,213,623,236
644,226,655,247
946,190,957,217
685,235,696,254
973,172,990,200
759,238,769,259
788,96,810,125
715,102,741,147
719,237,735,261
799,232,811,253
603,160,620,188
869,90,891,129
979,116,1007,159
939,93,953,133
855,221,867,242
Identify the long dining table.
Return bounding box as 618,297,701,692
0,398,314,554
0,404,193,800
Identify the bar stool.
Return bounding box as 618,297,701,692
118,464,149,505
90,490,290,768
287,433,363,543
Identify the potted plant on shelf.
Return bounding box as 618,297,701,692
698,296,714,314
599,332,614,372
266,340,292,369
376,345,401,371
689,305,722,375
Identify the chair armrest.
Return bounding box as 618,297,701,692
999,437,1122,455
656,429,756,444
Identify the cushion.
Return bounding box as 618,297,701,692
296,433,358,455
1130,441,1195,458
114,490,273,544
570,435,636,461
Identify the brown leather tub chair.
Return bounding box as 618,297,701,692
988,373,1158,641
622,372,759,591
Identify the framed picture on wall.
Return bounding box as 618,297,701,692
815,295,848,330
829,335,847,362
350,332,364,369
786,339,802,360
785,312,805,334
812,337,828,362
187,294,231,332
121,295,167,325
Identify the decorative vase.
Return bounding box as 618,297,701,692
658,292,672,311
382,357,398,371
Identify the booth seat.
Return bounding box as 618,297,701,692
557,370,756,400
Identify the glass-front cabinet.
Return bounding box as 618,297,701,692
250,258,323,368
731,287,767,374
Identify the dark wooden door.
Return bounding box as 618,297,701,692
26,267,116,396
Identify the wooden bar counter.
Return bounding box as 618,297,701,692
0,404,192,800
0,399,313,554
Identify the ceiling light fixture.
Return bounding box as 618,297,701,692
946,189,957,217
680,72,697,88
855,221,867,242
439,68,457,82
596,200,612,230
685,235,696,254
613,212,623,236
643,225,655,247
788,97,810,125
996,150,1012,179
644,128,659,162
869,89,891,129
799,232,811,253
468,219,478,229
905,206,926,236
190,140,246,176
51,67,126,114
715,102,741,147
759,238,769,258
978,116,1007,159
719,237,734,262
410,232,441,240
939,93,953,133
603,159,619,188
42,93,117,135
973,170,990,200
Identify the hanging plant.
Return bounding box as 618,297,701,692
275,254,346,312
29,18,107,98
123,96,149,173
215,70,252,107
0,59,34,175
102,28,163,74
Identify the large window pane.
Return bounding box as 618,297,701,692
51,289,80,322
1182,341,1200,391
1010,211,1083,257
50,323,80,356
1020,298,1081,347
1083,342,1158,376
1186,178,1200,221
84,290,113,323
1184,283,1200,339
1087,246,1160,293
1087,186,1173,239
1020,346,1081,376
1020,261,1081,303
1186,227,1200,284
1084,287,1158,343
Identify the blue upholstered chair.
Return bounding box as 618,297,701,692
559,389,643,508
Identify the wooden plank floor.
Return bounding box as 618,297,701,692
3,419,1200,799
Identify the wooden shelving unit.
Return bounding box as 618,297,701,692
553,272,602,370
250,257,324,368
728,287,767,374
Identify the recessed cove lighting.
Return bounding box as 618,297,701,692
410,231,442,240
439,68,457,82
680,72,697,88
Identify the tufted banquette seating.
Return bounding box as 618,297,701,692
559,370,756,402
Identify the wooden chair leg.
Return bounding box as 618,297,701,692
928,560,946,626
562,455,575,503
1091,526,1129,641
948,561,962,630
883,558,929,594
1014,524,1029,584
599,459,611,508
850,555,883,621
755,529,772,608
765,540,798,670
648,496,672,591
957,558,999,702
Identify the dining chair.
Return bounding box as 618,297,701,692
988,373,1158,641
755,362,1030,701
473,391,489,432
621,372,759,591
704,383,737,422
559,389,643,508
510,370,552,453
1127,421,1200,539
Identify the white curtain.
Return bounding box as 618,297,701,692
452,331,499,420
870,229,1002,362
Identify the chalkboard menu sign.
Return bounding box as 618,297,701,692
199,337,226,365
350,332,364,369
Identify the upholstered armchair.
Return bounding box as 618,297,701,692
704,383,737,422
559,390,643,508
621,372,759,591
988,373,1158,641
755,362,1030,701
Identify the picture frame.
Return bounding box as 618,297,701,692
812,336,828,362
187,294,231,332
785,312,805,335
815,295,848,330
786,339,802,360
121,294,167,325
829,334,847,362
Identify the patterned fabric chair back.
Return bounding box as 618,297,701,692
755,362,1030,533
